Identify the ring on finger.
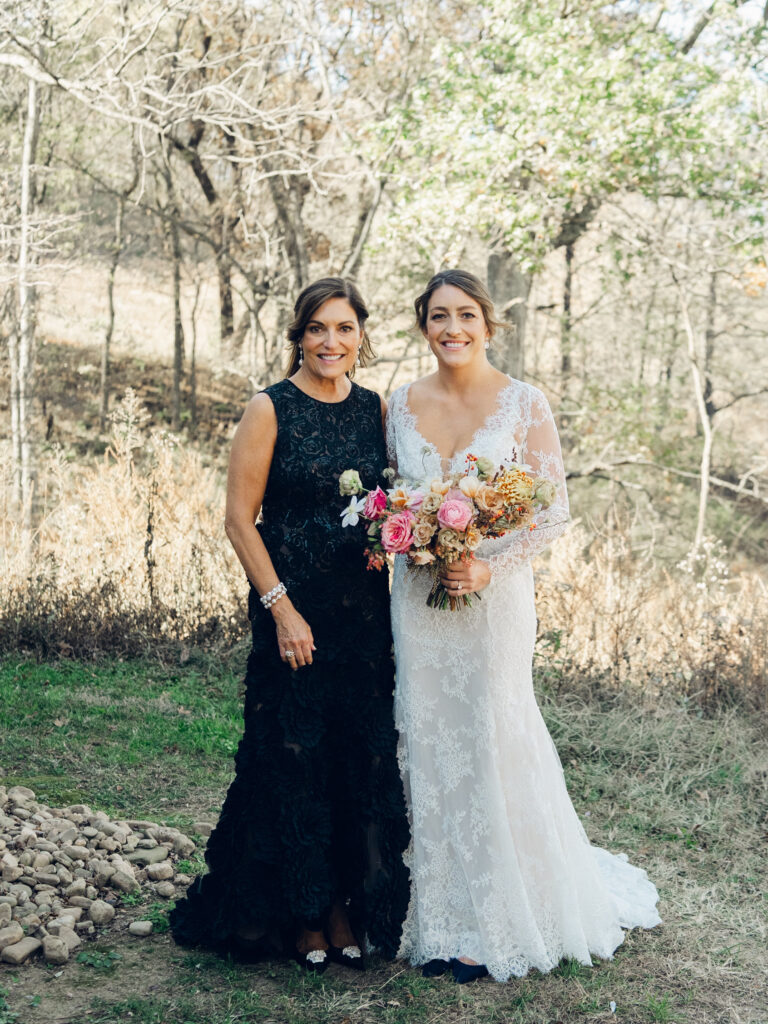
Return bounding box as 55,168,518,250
457,583,463,592
284,649,296,659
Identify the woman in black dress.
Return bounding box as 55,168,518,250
170,278,410,971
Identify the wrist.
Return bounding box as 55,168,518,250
270,595,293,620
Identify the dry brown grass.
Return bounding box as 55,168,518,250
1,390,242,658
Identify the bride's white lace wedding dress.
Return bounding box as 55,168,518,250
386,377,660,982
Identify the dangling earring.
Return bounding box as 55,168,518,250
298,345,304,366
484,339,490,350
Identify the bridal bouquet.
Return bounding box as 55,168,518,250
339,455,557,610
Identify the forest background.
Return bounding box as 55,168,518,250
0,2,767,1023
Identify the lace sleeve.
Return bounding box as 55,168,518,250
487,388,569,580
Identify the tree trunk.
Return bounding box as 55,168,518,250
561,241,574,389
169,216,184,431
100,195,125,431
703,271,717,423
676,278,713,553
486,250,529,380
12,73,41,536
216,218,234,353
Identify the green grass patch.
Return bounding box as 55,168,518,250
0,655,242,817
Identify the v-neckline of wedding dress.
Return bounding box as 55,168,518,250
401,378,516,472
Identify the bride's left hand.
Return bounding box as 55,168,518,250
440,558,492,596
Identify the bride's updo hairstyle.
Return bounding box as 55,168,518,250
285,276,375,379
414,269,508,340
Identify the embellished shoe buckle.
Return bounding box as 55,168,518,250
306,949,327,965
342,945,362,959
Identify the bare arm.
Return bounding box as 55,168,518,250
225,394,315,669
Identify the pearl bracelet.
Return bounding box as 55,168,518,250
260,581,287,609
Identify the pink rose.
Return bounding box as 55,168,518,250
363,486,387,520
437,498,473,532
380,510,416,553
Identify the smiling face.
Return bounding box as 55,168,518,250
301,297,362,380
422,284,490,367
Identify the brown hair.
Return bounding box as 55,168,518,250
414,269,508,338
285,277,374,378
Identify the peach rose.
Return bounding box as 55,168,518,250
413,520,437,547
421,492,443,514
475,484,505,513
437,527,463,552
465,524,482,551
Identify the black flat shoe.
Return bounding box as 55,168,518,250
327,943,366,971
421,958,451,977
293,948,329,974
451,958,489,984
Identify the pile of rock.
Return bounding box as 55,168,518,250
0,785,210,966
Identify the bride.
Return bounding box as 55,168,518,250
386,269,660,983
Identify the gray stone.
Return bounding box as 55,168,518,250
62,845,90,861
128,920,153,937
67,896,92,909
64,878,86,898
147,827,177,843
0,904,10,925
47,916,76,935
192,822,214,837
125,846,169,867
146,861,174,882
92,862,116,887
88,900,115,925
56,925,81,951
0,922,24,950
154,881,175,899
64,805,92,817
110,870,139,894
173,835,195,858
42,935,69,964
7,787,35,802
174,873,192,886
75,920,95,935
1,936,41,963
35,872,60,886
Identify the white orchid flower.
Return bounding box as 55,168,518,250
340,495,367,527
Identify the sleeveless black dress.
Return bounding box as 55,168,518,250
170,379,410,958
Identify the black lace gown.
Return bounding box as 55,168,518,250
170,379,410,958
